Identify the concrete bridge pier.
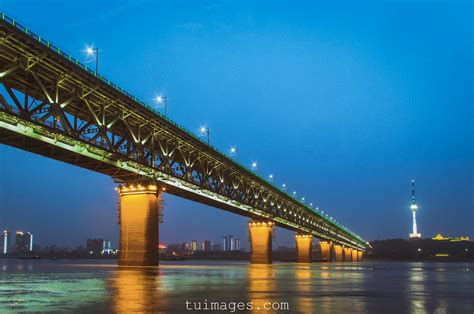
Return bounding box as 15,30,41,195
295,234,313,263
343,247,353,262
319,240,332,262
333,244,344,262
118,184,161,266
357,250,363,261
249,220,274,264
351,249,358,261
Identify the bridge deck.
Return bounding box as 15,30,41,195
0,13,366,250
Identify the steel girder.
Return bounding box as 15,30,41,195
0,16,366,250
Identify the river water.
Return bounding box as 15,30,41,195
0,259,473,313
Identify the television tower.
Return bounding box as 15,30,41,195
409,179,421,239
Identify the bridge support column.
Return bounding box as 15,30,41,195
333,244,343,262
351,249,358,261
249,220,274,264
357,250,363,261
319,240,331,262
295,234,312,263
118,184,160,266
343,247,352,262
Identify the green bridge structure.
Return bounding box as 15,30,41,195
0,13,367,266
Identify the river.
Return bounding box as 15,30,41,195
0,259,473,313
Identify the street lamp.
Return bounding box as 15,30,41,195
229,146,237,158
86,46,99,73
282,183,287,191
251,161,258,171
155,95,168,116
199,126,210,144
268,174,274,182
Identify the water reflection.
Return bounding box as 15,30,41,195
294,264,313,313
248,264,277,313
110,267,165,312
408,262,427,313
0,260,473,313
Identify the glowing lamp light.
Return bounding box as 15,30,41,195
86,46,95,55
155,95,164,104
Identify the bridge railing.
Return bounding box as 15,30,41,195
0,12,365,245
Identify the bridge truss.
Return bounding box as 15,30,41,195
0,14,366,250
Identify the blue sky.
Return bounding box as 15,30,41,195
0,0,472,248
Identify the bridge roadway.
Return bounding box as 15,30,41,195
0,13,367,265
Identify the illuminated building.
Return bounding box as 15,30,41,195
15,231,33,253
202,240,211,251
87,238,104,255
234,239,241,251
222,235,240,251
432,234,470,242
222,235,235,251
451,236,470,242
181,242,190,251
409,180,421,239
191,240,198,251
103,240,112,254
3,230,10,255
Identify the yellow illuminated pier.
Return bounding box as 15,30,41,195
249,221,274,264
118,184,161,266
334,245,343,262
319,241,332,262
295,234,313,263
343,247,352,262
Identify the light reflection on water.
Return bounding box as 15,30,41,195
0,259,473,313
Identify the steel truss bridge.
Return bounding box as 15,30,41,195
0,13,367,251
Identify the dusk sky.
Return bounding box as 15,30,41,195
0,0,472,249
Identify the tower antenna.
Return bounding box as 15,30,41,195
409,179,421,239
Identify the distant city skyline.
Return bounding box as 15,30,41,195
0,0,472,247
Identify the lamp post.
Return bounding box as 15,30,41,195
155,95,168,116
230,146,237,158
268,174,274,183
199,126,210,144
251,161,258,172
86,46,99,73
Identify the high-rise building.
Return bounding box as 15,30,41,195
191,240,198,251
212,243,221,251
103,240,112,254
181,242,190,251
87,238,104,255
409,180,421,239
234,239,241,251
15,231,33,254
222,235,235,251
3,230,10,255
202,240,212,251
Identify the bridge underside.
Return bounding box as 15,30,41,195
0,125,308,232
